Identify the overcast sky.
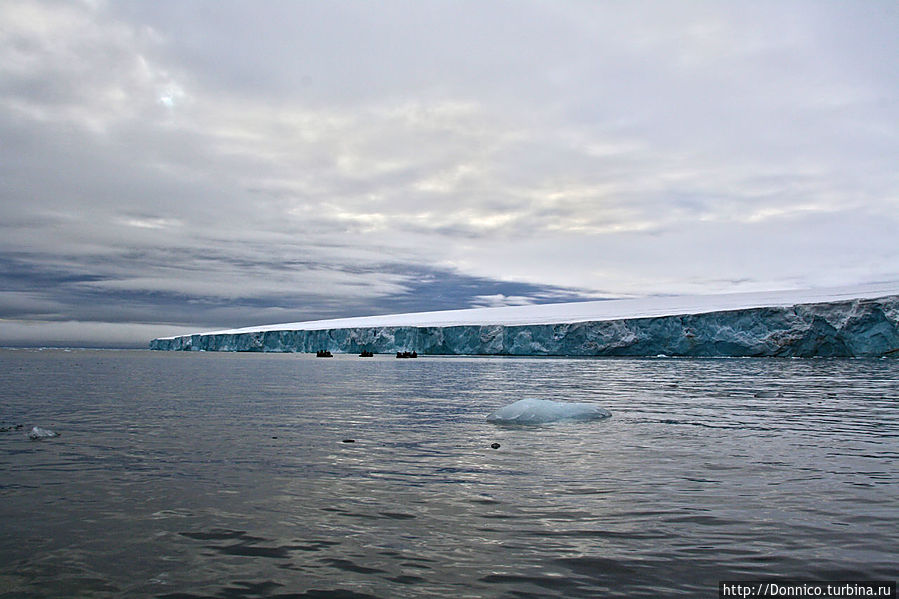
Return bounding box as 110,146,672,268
1,0,897,347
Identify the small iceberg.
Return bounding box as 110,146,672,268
487,398,611,425
27,426,59,440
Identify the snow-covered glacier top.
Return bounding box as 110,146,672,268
161,282,899,340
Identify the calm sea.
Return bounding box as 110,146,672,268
0,349,896,598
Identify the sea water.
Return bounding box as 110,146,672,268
0,349,896,598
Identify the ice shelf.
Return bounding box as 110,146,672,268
150,284,899,357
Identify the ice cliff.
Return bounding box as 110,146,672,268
150,287,899,358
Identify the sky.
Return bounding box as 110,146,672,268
1,0,897,348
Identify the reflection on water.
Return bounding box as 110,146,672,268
0,350,897,598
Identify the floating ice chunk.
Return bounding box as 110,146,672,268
487,398,611,425
27,426,59,440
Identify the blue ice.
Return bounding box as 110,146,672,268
487,398,611,425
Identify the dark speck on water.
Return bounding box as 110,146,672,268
0,349,897,598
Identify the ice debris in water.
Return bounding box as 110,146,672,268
28,427,59,440
487,398,611,425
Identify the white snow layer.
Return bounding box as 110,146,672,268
162,282,899,339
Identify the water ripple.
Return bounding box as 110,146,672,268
1,350,897,598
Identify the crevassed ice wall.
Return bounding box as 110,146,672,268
150,296,899,357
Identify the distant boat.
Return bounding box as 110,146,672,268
359,350,374,357
316,350,333,358
395,351,417,359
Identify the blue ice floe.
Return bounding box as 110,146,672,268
487,398,611,425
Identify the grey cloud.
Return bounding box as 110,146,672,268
0,0,896,346
1,242,601,347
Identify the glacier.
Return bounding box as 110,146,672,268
150,285,899,358
487,399,612,425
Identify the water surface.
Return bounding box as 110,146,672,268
1,350,896,597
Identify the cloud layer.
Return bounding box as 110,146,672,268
1,0,897,346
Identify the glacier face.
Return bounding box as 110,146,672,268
150,296,899,358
